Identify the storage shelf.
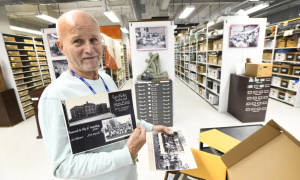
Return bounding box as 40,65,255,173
271,84,297,92
272,73,300,79
207,88,219,96
6,49,35,51
273,61,300,64
207,63,221,67
5,41,34,45
197,72,207,76
8,55,37,57
9,60,38,63
207,76,221,82
16,79,41,86
11,65,39,69
22,102,33,108
13,70,39,75
197,82,206,87
274,47,300,49
269,96,294,106
35,44,44,46
197,61,207,65
15,75,40,80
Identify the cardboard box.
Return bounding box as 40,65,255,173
38,57,46,60
28,57,37,60
213,40,219,50
24,46,33,50
293,66,300,76
197,65,206,73
286,36,299,47
36,46,44,50
285,92,296,104
218,39,223,50
280,64,292,75
271,76,281,86
29,62,38,66
278,90,286,100
4,36,16,42
18,90,28,97
14,74,24,79
245,63,273,77
43,74,50,79
20,95,30,102
17,85,27,91
8,51,20,55
274,53,285,61
44,79,51,84
27,51,36,56
31,76,41,81
24,39,33,43
35,41,42,44
37,52,46,55
25,109,34,118
280,78,289,88
10,57,21,61
288,80,299,91
199,87,203,95
23,105,33,112
272,64,281,73
198,75,203,84
276,37,286,48
39,61,47,65
16,79,24,85
269,88,279,98
22,100,31,107
25,72,40,77
6,45,18,49
218,55,222,66
213,81,220,92
285,52,300,61
11,62,23,67
263,51,272,60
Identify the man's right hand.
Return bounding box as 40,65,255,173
127,125,146,157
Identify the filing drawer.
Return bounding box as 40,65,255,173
244,107,267,114
149,120,173,127
145,98,172,103
25,109,34,118
248,77,271,85
246,95,269,102
146,91,172,96
246,89,270,97
245,100,268,108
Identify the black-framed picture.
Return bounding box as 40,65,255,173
52,60,68,79
135,26,167,51
47,33,64,56
229,24,260,48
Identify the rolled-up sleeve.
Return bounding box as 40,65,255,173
136,119,153,132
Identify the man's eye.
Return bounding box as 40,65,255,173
91,38,98,42
74,39,81,43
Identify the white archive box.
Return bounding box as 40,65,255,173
271,77,281,86
269,88,279,99
211,68,221,79
213,81,220,92
209,93,219,105
285,93,296,105
274,53,285,61
207,68,213,77
288,80,299,91
198,54,206,62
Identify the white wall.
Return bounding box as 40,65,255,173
0,6,11,34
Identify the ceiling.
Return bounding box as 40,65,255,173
3,0,300,32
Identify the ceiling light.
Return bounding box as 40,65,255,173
179,5,195,19
245,3,269,15
10,25,42,35
104,11,120,22
120,27,129,33
35,13,57,24
174,25,177,29
249,0,259,1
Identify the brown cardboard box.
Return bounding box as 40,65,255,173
36,46,44,50
16,80,24,85
28,57,37,60
43,74,50,79
280,64,292,75
286,36,299,47
278,90,286,100
34,41,42,44
285,52,300,61
221,120,300,180
293,66,300,76
27,52,36,56
18,90,28,97
272,64,281,73
25,72,40,77
286,90,296,96
22,100,31,107
42,70,49,74
4,36,16,42
218,55,222,66
23,105,33,112
197,65,206,73
6,45,18,49
24,46,33,50
213,40,219,50
44,79,51,84
218,39,223,50
245,63,273,77
11,62,23,67
263,51,272,60
20,95,30,102
37,52,46,55
39,61,47,65
10,57,21,61
206,41,214,51
8,51,20,55
29,62,38,66
24,39,33,43
17,85,27,91
25,109,34,118
198,75,203,84
276,37,286,48
280,78,289,88
14,74,24,79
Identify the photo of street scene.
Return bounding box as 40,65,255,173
101,114,133,142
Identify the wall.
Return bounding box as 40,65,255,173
0,6,11,34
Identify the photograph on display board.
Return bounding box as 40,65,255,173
61,90,137,154
135,26,167,51
47,33,64,56
52,60,68,79
229,25,260,48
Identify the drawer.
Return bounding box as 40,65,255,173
14,74,24,79
248,77,272,85
146,98,172,103
43,74,50,79
44,79,51,84
246,89,270,97
11,62,23,67
246,95,269,102
244,107,267,114
245,101,268,108
20,95,31,102
8,51,20,55
247,84,271,90
40,66,49,70
16,79,24,85
149,120,173,127
36,46,44,50
25,109,35,118
42,70,49,74
23,105,33,112
18,90,28,97
146,95,172,99
146,91,172,96
40,61,47,65
17,85,27,91
22,100,31,107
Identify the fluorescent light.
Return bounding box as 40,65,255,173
10,25,42,35
104,11,120,22
250,0,259,1
174,25,177,29
179,5,195,19
136,33,139,36
120,27,129,33
51,34,58,39
35,13,57,23
245,3,269,15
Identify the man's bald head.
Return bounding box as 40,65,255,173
56,10,99,42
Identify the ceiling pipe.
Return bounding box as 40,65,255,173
249,0,295,17
128,0,142,21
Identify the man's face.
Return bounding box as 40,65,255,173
57,21,102,72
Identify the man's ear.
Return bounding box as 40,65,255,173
56,40,65,55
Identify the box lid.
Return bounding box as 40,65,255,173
221,120,300,180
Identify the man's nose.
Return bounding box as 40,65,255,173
83,42,94,54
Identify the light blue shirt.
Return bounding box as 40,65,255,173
38,72,153,180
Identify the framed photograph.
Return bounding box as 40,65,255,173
52,60,68,79
135,26,167,51
229,24,260,48
47,33,64,56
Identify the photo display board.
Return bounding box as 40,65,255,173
61,90,136,154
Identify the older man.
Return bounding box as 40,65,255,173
39,10,171,180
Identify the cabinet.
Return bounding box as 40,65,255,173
228,74,271,123
135,79,173,126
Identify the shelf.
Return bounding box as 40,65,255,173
271,84,297,92
19,84,43,91
206,99,219,110
197,82,206,87
37,50,45,52
264,48,273,50
22,102,33,108
16,79,41,86
197,62,207,65
5,41,34,45
274,47,300,49
15,75,40,80
265,36,275,39
207,63,221,67
189,70,197,73
207,88,219,96
26,114,35,119
35,44,44,46
272,73,300,79
11,65,39,69
3,33,32,39
197,72,207,76
207,50,222,52
6,49,35,51
208,21,224,30
273,61,300,64
208,34,223,39
9,60,38,63
13,70,39,75
207,76,221,82
269,97,294,106
24,108,34,113
8,55,37,57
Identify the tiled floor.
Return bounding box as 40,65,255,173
0,78,299,180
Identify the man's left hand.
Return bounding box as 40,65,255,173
152,125,172,135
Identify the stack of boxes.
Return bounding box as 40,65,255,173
272,63,300,76
207,67,221,80
208,54,222,65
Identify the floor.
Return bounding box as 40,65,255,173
1,78,299,180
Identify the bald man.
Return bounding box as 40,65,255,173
39,10,171,180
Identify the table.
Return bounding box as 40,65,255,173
199,124,263,156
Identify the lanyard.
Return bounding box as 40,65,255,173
68,68,109,94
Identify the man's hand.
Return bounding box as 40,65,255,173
127,125,146,158
152,125,172,135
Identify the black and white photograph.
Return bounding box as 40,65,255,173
150,130,197,171
174,172,203,180
52,60,68,79
158,131,185,154
47,33,64,56
63,93,113,127
102,115,133,142
229,24,260,48
135,26,167,51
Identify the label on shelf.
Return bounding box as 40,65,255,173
284,30,294,36
283,21,289,26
